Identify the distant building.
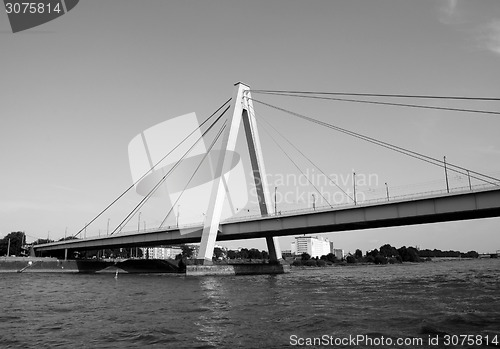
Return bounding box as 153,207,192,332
143,246,182,260
290,235,333,258
333,249,344,260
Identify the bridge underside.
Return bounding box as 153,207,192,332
34,188,500,254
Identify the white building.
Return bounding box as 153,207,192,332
290,235,334,258
333,249,344,260
143,246,182,260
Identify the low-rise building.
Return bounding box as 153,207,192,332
290,235,334,258
142,246,182,260
333,249,344,260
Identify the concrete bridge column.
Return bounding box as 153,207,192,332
266,236,282,261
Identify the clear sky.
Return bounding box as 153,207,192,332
1,0,500,254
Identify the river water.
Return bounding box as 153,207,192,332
1,259,499,349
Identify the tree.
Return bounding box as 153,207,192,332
301,252,311,261
397,246,409,261
248,248,262,259
325,253,337,263
398,246,421,262
227,250,237,259
379,244,399,258
213,247,224,260
0,232,25,256
355,249,363,259
346,255,357,263
367,249,380,258
406,247,421,262
374,254,388,265
461,250,479,258
305,259,317,266
181,245,193,258
316,259,327,267
33,238,54,245
239,248,249,260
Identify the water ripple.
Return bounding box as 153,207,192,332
0,259,499,348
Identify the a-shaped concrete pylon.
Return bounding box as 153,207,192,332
196,82,281,264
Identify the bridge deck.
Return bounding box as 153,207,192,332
34,186,500,252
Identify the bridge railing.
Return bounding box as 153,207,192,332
77,182,499,239
219,182,500,224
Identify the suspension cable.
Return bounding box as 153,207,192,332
250,98,500,186
247,103,355,203
250,90,500,101
158,120,228,228
110,106,229,235
256,115,333,208
251,90,500,101
250,91,500,116
75,98,231,238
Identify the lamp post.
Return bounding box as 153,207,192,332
274,186,277,215
444,156,450,193
353,171,357,205
107,218,110,236
385,182,389,202
176,205,180,228
312,194,316,211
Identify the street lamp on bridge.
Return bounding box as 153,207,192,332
274,186,277,215
176,205,180,228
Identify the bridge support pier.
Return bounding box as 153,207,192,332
266,237,282,261
196,82,281,265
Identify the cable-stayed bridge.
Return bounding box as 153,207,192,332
33,83,500,263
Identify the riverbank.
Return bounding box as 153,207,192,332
287,256,497,270
0,257,180,273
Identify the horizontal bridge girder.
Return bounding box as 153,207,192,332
34,187,500,252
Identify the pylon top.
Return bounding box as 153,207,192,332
234,81,251,88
